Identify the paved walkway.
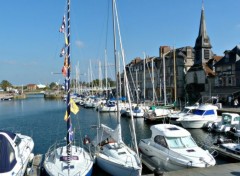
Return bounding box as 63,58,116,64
143,162,240,176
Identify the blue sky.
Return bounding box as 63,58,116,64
0,0,239,86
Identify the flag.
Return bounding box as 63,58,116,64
60,47,65,57
62,66,67,77
70,98,79,114
59,15,66,33
64,32,68,45
64,111,68,121
68,123,74,143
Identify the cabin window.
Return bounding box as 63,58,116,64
154,135,168,148
222,115,232,125
234,116,240,122
14,135,21,146
166,136,197,149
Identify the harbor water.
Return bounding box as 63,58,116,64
0,94,235,175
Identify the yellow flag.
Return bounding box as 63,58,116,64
65,32,68,45
70,98,79,114
64,111,68,121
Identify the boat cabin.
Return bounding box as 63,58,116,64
221,113,240,126
150,124,197,149
0,131,18,173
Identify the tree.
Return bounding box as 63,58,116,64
1,80,12,91
49,82,57,89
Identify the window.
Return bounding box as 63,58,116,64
154,135,168,148
204,49,210,60
166,136,197,149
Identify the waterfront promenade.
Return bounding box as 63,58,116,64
144,162,240,176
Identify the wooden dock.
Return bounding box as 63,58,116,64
143,162,240,176
29,154,43,176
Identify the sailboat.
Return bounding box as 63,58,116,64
90,0,142,175
43,1,93,175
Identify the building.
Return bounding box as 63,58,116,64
213,45,240,102
185,4,217,103
26,84,37,91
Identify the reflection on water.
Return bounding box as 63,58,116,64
0,96,234,173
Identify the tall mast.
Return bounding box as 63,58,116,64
173,47,177,103
66,0,71,169
112,0,120,124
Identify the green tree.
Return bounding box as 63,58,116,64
1,80,12,91
49,82,57,89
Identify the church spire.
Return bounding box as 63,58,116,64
194,2,212,65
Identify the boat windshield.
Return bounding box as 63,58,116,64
192,109,214,116
166,136,197,149
182,108,190,113
222,114,232,125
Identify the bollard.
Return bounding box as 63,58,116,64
154,167,164,176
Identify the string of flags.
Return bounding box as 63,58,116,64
59,15,69,78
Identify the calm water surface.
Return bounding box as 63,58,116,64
0,95,233,175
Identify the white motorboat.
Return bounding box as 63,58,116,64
168,105,199,125
98,100,117,112
126,105,146,118
139,124,216,171
211,137,240,161
144,106,172,123
208,113,240,133
177,104,218,128
0,130,34,176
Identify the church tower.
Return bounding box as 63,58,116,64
194,2,212,65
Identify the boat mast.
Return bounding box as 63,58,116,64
112,0,120,125
66,0,71,169
113,0,139,155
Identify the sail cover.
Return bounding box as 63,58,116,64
92,124,123,146
0,131,17,173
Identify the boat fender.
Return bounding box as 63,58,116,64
83,135,91,145
153,167,164,176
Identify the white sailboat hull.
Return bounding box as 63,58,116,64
44,144,93,176
97,154,141,176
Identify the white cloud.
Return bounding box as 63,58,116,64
75,40,84,48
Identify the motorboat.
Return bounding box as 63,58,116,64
208,113,240,133
177,104,219,128
168,105,199,125
144,106,172,123
138,124,216,171
90,124,142,176
211,137,240,161
126,105,146,118
98,100,117,112
0,130,34,176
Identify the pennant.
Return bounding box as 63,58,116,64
64,111,68,121
68,123,74,143
59,15,66,33
64,32,68,45
70,98,79,114
64,55,68,66
59,48,65,57
62,66,67,77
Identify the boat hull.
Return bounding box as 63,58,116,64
44,144,93,176
180,120,211,128
96,154,141,176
